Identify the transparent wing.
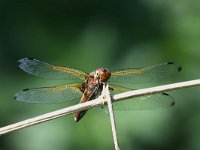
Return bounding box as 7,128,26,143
112,93,175,110
107,84,175,110
17,58,88,81
109,84,134,93
109,62,181,87
14,83,83,104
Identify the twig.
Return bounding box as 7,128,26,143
0,79,200,135
0,99,103,135
103,84,120,150
112,79,200,102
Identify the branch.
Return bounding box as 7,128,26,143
1,79,200,135
103,84,120,150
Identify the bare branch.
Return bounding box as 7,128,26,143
0,79,200,135
112,79,200,102
103,84,120,150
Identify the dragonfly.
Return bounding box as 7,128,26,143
14,58,182,122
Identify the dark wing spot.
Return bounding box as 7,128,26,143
162,93,169,96
13,96,17,100
171,101,175,106
167,62,174,64
28,57,34,60
17,60,21,66
167,61,182,72
178,66,182,72
162,93,175,107
22,88,29,91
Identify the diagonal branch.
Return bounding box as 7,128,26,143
1,79,200,135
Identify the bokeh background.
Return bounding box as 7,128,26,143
0,0,200,150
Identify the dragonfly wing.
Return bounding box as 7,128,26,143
113,93,175,110
14,83,83,104
109,62,181,87
109,84,133,93
107,84,175,110
17,58,88,81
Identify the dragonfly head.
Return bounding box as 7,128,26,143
94,68,111,83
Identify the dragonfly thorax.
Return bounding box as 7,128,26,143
84,68,111,96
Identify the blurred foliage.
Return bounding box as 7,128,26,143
0,0,200,150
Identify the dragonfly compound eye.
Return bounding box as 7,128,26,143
94,70,100,79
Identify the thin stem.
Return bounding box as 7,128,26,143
0,99,103,135
112,79,200,102
0,79,200,135
103,84,120,150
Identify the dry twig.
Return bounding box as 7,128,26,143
103,84,120,150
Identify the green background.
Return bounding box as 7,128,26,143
1,0,200,150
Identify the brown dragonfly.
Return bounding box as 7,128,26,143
14,58,181,122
